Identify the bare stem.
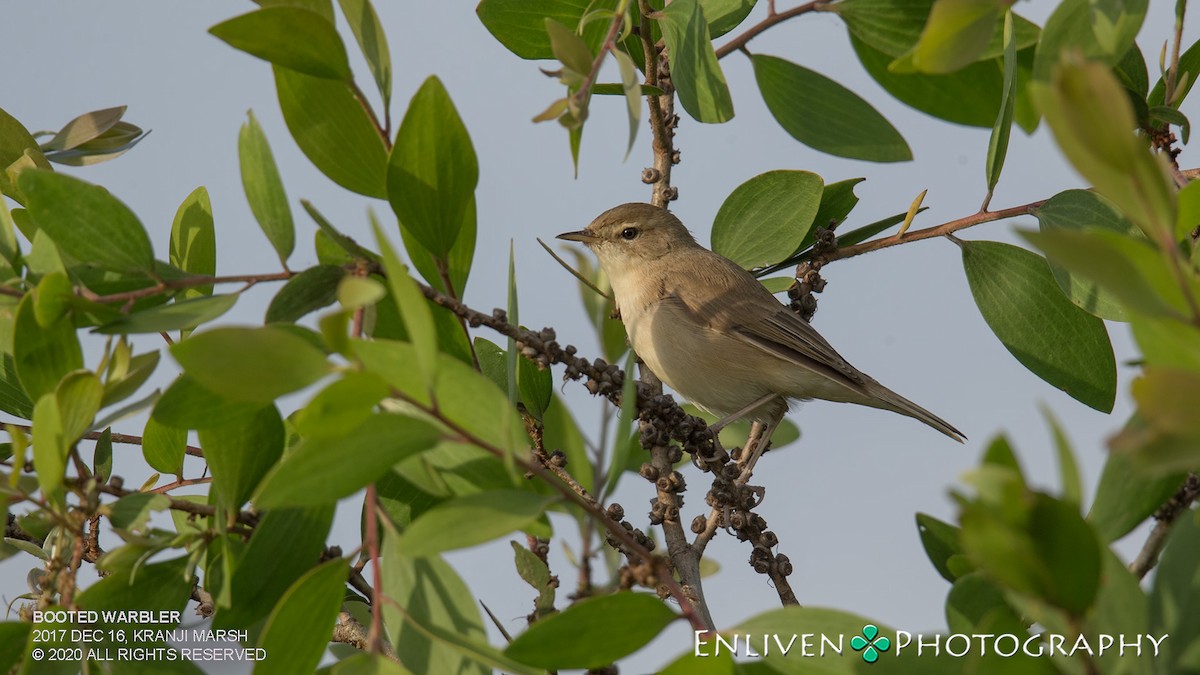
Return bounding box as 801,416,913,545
715,1,833,59
1130,474,1200,579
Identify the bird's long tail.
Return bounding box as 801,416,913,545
862,380,966,443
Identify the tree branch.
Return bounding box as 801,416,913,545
828,200,1046,262
1129,473,1200,579
714,1,834,59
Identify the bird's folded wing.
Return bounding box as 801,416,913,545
731,309,869,392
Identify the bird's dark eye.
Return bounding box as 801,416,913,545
620,227,639,240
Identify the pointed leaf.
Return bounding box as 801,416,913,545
18,170,154,272
197,405,285,509
961,240,1116,412
266,264,347,323
210,7,352,80
14,294,82,403
170,187,216,299
753,55,911,162
239,110,295,265
387,76,479,257
909,0,1001,74
506,593,677,669
171,326,331,404
337,0,392,107
42,106,127,152
374,225,438,388
94,294,238,335
659,0,734,123
1034,190,1141,321
985,11,1017,193
275,65,388,198
257,559,349,675
397,490,555,557
256,414,440,508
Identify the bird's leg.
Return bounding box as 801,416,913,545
735,408,784,486
709,392,780,433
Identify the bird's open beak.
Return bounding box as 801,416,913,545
556,230,598,244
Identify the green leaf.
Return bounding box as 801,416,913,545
274,65,388,198
266,265,347,323
701,0,756,38
239,110,295,265
1021,227,1190,320
1041,407,1082,506
197,405,286,509
1088,445,1184,543
142,416,186,476
908,0,1001,74
1176,177,1200,242
506,593,677,669
293,371,390,440
961,240,1115,412
658,0,735,124
381,547,490,675
985,11,1017,194
1033,0,1141,82
1132,367,1200,437
1034,189,1141,321
0,623,31,674
398,490,554,557
0,106,51,176
106,492,170,532
256,414,440,508
254,0,336,22
518,353,552,422
153,374,266,430
753,54,911,162
545,18,593,75
210,7,352,80
42,106,127,152
542,393,593,495
851,35,1003,128
1149,514,1200,673
732,607,900,674
916,512,964,583
604,351,639,497
375,225,438,389
397,199,476,296
257,559,349,675
1131,314,1200,373
338,0,392,108
711,170,823,269
93,428,113,483
1033,49,1175,240
32,394,66,505
215,504,335,629
55,370,101,443
387,76,479,257
614,49,641,159
18,170,154,272
94,294,238,335
511,541,556,616
14,294,82,403
171,326,331,404
476,0,618,61
77,555,193,617
170,187,216,300
1150,37,1200,107
834,0,1039,61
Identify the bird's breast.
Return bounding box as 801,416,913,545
622,296,779,419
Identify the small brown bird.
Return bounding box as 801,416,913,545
558,203,963,463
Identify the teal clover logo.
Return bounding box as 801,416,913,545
851,624,891,663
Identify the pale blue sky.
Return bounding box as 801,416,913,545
1,1,1190,672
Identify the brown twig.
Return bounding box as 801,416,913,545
828,200,1046,262
572,0,630,111
714,1,833,59
1129,474,1200,579
151,477,212,494
4,424,205,459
